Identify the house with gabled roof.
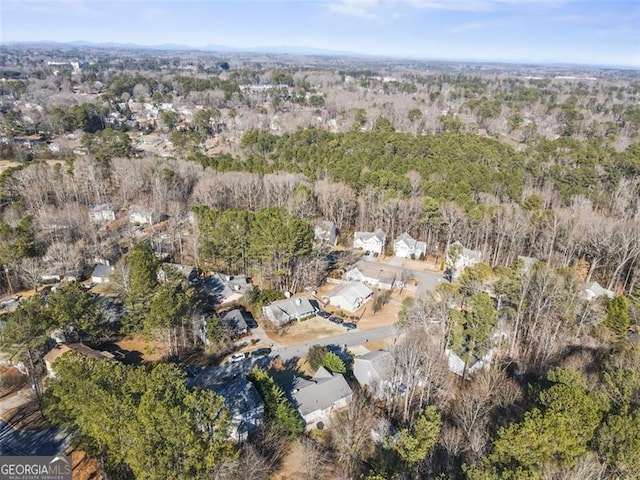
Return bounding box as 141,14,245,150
289,367,353,429
262,296,316,326
393,232,427,259
580,281,615,301
325,281,373,313
346,260,402,290
91,264,114,283
446,241,482,280
209,376,265,442
314,221,338,248
202,273,254,306
129,205,159,226
88,204,115,223
353,229,386,255
353,350,395,400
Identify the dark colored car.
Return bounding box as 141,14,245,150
343,322,357,330
329,316,344,325
245,316,259,329
317,310,331,319
251,347,272,357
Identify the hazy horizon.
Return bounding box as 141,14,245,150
1,0,639,68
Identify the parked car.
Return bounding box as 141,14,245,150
251,347,272,357
317,310,331,319
343,322,357,330
329,316,344,325
227,352,246,363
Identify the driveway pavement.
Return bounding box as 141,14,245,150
0,419,68,456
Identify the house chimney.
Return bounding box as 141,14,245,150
295,298,302,306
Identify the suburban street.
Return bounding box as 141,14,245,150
195,323,398,387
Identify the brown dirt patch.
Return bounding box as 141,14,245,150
115,335,170,363
0,366,27,397
69,450,104,480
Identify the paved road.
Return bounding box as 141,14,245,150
195,324,398,387
0,419,68,456
271,324,396,361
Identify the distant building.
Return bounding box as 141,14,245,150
445,348,494,378
446,241,482,280
580,282,615,301
517,255,539,272
289,367,353,429
262,296,316,326
91,264,114,283
157,263,199,285
314,221,338,248
325,281,373,313
88,204,115,223
353,229,386,255
393,232,427,259
129,205,159,225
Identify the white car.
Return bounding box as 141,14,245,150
227,352,246,364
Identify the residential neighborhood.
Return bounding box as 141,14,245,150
0,22,638,480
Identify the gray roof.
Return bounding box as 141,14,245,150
347,260,400,285
89,203,113,213
264,296,316,323
291,367,353,417
91,264,113,279
450,241,482,261
203,273,253,303
220,309,251,334
327,281,373,306
394,232,427,252
354,228,386,243
582,281,615,299
210,376,264,420
354,350,394,383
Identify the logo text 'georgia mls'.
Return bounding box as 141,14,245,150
0,456,72,480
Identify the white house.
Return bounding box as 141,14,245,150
580,282,615,301
129,205,159,226
445,348,494,377
346,260,401,290
353,229,386,255
393,232,427,259
290,367,353,429
353,350,395,400
88,204,115,223
262,296,316,326
91,264,114,283
446,241,482,280
314,221,338,248
325,281,373,313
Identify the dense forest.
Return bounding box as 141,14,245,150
0,46,639,479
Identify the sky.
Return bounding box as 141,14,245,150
1,0,638,67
